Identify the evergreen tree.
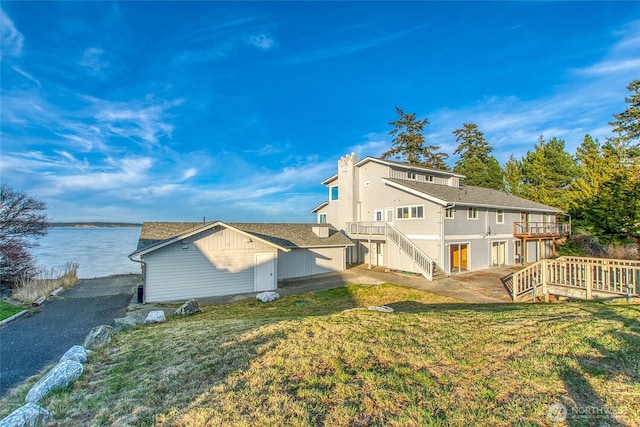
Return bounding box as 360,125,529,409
452,123,504,190
381,107,449,169
609,79,640,151
452,123,492,162
519,136,579,211
503,155,524,196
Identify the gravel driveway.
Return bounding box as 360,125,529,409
0,275,139,397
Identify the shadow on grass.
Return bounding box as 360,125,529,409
28,285,640,426
555,303,639,426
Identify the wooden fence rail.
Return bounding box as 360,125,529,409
506,256,640,302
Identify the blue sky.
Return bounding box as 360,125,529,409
1,2,639,223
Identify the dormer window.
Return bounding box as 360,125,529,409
408,171,417,179
426,175,434,182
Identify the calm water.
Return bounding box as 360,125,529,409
30,227,142,279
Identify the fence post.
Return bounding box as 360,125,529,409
542,261,549,302
585,264,592,300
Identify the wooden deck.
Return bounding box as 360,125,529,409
513,221,570,238
504,256,640,302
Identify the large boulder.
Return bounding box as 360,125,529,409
256,291,280,303
174,299,202,316
59,345,88,364
83,325,114,350
144,310,166,324
25,360,83,404
0,403,50,427
114,316,138,332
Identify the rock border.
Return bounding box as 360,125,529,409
0,297,204,426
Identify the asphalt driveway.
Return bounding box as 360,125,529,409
0,275,139,397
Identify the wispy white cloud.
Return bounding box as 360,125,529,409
170,15,274,65
243,143,291,156
42,157,154,196
89,97,181,147
285,25,426,64
12,65,41,87
78,47,110,77
0,8,23,58
421,20,640,165
181,168,197,180
348,133,389,158
248,33,276,50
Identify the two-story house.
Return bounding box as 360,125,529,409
312,153,570,279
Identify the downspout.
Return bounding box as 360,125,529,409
442,204,455,271
128,254,145,303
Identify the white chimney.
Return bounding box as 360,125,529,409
312,225,329,238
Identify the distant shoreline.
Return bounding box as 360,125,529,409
49,222,142,228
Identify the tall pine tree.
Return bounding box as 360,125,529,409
452,123,504,190
381,107,449,169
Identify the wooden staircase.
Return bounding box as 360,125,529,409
385,223,436,281
503,256,640,302
345,221,438,281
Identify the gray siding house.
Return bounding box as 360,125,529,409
312,154,570,279
129,221,353,302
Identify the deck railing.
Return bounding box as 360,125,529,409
513,222,571,237
346,221,387,236
345,221,435,281
507,256,640,301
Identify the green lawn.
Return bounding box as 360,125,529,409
1,283,638,426
0,300,25,322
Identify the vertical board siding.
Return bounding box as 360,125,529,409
278,247,345,279
144,227,277,303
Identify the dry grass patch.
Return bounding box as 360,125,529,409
11,262,79,304
3,283,638,426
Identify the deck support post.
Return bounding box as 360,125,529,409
542,261,549,302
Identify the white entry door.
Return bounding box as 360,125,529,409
372,242,383,266
254,253,275,292
491,241,506,266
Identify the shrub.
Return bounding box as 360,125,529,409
560,233,640,260
0,241,36,286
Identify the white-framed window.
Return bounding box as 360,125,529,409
445,207,455,219
467,207,478,220
408,171,417,179
330,185,339,201
397,205,424,219
318,213,327,224
496,210,504,224
426,175,434,182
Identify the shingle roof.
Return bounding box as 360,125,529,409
134,221,353,254
385,178,563,212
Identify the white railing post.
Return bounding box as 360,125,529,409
542,260,548,302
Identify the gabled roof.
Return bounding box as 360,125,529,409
357,156,466,178
384,178,563,212
318,156,466,185
311,201,329,213
227,223,353,248
130,221,353,259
